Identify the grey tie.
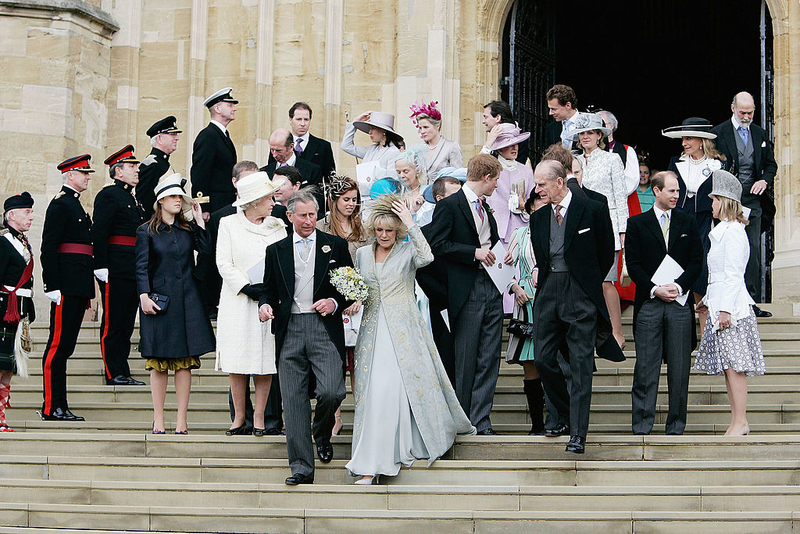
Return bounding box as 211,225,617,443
660,212,670,244
299,238,311,262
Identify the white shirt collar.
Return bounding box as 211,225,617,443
652,204,671,221
284,153,297,167
293,229,315,244
462,183,481,203
210,119,227,134
293,132,310,145
63,185,80,195
731,114,748,131
553,189,572,214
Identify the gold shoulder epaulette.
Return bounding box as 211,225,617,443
141,154,157,166
54,191,66,200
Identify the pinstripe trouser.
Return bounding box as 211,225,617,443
279,313,346,477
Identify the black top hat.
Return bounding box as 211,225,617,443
57,154,95,173
4,191,34,213
146,116,182,137
661,117,717,139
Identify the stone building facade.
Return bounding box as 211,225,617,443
0,0,798,305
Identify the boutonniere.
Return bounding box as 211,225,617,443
322,245,331,253
482,200,494,215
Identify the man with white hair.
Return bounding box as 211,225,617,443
137,116,181,220
597,110,639,197
712,91,778,317
39,154,97,422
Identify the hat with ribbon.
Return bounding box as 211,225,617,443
57,154,94,173
232,171,286,208
569,113,612,138
661,117,717,140
353,112,403,140
154,173,192,209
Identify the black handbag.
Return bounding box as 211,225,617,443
507,317,534,338
147,293,170,314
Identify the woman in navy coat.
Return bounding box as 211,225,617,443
135,174,215,434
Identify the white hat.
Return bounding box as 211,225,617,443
203,87,238,108
353,112,403,140
708,169,742,203
232,171,286,208
569,113,612,137
661,117,717,140
154,173,192,209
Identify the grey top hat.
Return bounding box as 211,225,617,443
353,112,403,140
569,113,612,138
662,117,717,140
708,169,742,203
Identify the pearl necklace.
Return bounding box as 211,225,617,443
689,154,708,165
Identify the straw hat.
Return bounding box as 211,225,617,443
232,171,286,208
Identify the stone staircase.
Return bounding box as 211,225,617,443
1,304,799,532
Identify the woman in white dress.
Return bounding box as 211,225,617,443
346,195,475,484
693,170,765,436
409,101,463,176
572,113,628,348
215,171,287,436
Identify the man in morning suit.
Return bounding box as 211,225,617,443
626,171,703,435
191,87,238,219
530,160,616,453
262,129,324,213
39,154,97,422
711,91,777,317
270,165,303,228
267,102,336,183
137,116,181,220
544,84,583,149
92,145,147,386
425,154,504,435
258,189,353,485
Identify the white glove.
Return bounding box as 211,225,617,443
94,269,109,283
45,290,62,305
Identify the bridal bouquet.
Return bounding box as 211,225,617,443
330,266,370,302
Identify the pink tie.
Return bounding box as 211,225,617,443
555,205,563,226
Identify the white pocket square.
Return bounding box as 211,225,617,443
681,233,688,237
329,259,336,263
761,141,767,147
578,228,590,234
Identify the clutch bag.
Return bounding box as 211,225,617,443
148,293,170,314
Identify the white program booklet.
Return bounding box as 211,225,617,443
246,258,265,285
356,160,381,198
651,254,688,306
485,241,515,294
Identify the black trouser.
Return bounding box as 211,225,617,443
99,278,138,379
743,210,762,301
228,373,283,431
429,305,456,389
42,296,87,415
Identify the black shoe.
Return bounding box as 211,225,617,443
253,428,267,436
225,424,252,436
528,429,546,436
752,305,772,318
106,375,145,386
545,424,570,437
38,407,83,422
285,473,314,485
316,440,334,463
476,428,499,436
565,435,585,454
265,428,283,436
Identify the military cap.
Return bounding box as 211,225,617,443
3,191,34,213
104,145,140,166
203,87,238,108
146,116,181,137
57,154,94,173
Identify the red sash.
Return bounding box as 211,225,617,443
3,258,33,323
57,243,93,255
108,235,136,246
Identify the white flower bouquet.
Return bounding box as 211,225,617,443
330,266,369,302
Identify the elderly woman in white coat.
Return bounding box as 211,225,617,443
215,171,287,436
694,170,765,436
573,112,629,348
409,101,463,176
346,195,474,485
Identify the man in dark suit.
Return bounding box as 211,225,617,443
268,102,336,182
191,87,238,219
137,116,180,220
258,189,353,485
712,91,778,316
262,129,324,213
92,145,146,386
481,100,530,164
39,154,97,422
530,160,616,453
626,171,704,435
271,165,303,228
425,153,505,435
544,84,582,149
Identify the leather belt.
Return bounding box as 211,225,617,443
57,243,93,255
108,235,136,246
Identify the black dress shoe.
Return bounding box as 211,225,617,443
545,424,570,437
39,407,84,422
752,305,772,318
316,440,334,463
565,435,585,454
476,428,499,436
285,473,314,485
106,375,145,386
63,408,85,421
225,424,252,436
264,428,283,436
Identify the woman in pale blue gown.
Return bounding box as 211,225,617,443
345,195,475,485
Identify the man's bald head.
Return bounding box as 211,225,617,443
269,128,295,163
731,92,755,126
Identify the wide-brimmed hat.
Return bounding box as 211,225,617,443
488,123,531,152
661,117,717,139
569,113,612,138
154,173,192,208
423,167,467,203
708,169,742,203
353,112,403,140
232,171,286,208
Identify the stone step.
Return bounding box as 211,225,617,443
1,503,794,534
1,433,799,462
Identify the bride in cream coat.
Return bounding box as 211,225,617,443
215,171,286,435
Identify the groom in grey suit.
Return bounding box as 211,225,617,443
259,189,353,485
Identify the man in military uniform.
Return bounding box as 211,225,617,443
92,145,147,386
191,87,238,220
39,154,96,421
137,116,181,220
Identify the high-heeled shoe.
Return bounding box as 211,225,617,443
252,428,267,436
332,415,343,436
175,429,188,435
225,424,251,436
152,423,165,435
354,475,380,485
